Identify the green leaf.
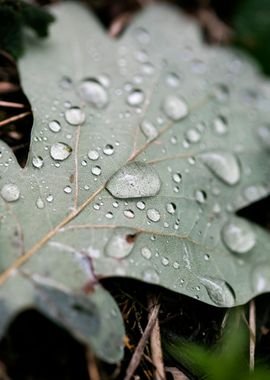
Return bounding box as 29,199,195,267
1,1,270,362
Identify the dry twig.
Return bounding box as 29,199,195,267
249,300,256,371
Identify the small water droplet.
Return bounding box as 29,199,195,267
251,263,270,293
1,183,20,202
48,120,61,133
166,72,180,87
124,209,135,219
78,79,109,109
140,120,158,141
126,89,145,107
222,218,256,254
213,84,229,102
185,128,201,143
161,257,169,266
141,247,152,260
257,126,270,149
142,268,160,284
136,201,146,210
46,194,54,203
105,228,136,258
173,261,180,269
166,202,176,214
200,151,240,185
36,197,45,209
103,144,114,156
172,172,182,183
195,190,207,204
32,156,44,169
105,211,114,219
147,208,160,222
106,162,161,198
50,142,72,161
162,95,188,121
64,186,72,194
88,150,99,161
200,277,235,306
65,107,85,126
91,166,102,176
213,116,228,135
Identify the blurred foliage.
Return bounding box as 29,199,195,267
164,309,270,380
233,0,270,75
0,0,55,59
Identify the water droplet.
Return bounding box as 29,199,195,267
126,89,145,107
166,72,180,87
1,183,20,202
195,190,207,204
65,107,85,126
173,261,180,269
50,142,72,161
251,263,270,293
200,277,235,306
141,247,152,260
213,84,229,103
162,95,188,121
106,162,161,199
185,128,201,143
88,150,99,161
142,268,160,284
172,172,182,183
204,254,210,261
161,257,169,266
166,202,176,214
36,197,45,209
134,27,150,44
105,211,114,219
78,79,109,109
64,186,72,194
257,126,270,149
48,120,61,133
222,218,256,254
32,156,44,169
140,120,158,141
147,208,160,222
200,151,240,185
213,116,228,135
105,228,136,258
103,144,114,156
136,201,146,210
124,209,135,219
46,194,54,203
91,166,102,176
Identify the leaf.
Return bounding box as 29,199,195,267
1,1,270,362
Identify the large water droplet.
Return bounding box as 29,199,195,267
126,89,145,107
91,166,102,176
200,151,240,185
32,156,44,169
78,79,109,109
222,218,256,254
200,277,235,306
105,228,136,259
50,142,72,161
147,208,161,222
251,263,270,293
1,183,20,202
162,95,188,121
106,162,161,199
65,107,85,126
140,120,158,141
48,120,61,133
103,144,114,156
88,150,99,161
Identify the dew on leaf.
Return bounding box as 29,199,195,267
91,166,102,176
78,79,109,109
251,263,270,293
103,144,114,156
166,72,180,87
50,142,72,161
140,120,158,141
161,257,169,266
173,261,180,269
213,84,229,103
257,126,270,149
1,183,20,202
195,190,207,204
200,151,240,185
166,202,176,214
105,228,136,259
172,172,182,183
126,89,145,107
213,116,228,135
106,162,161,199
32,156,44,169
162,95,188,121
185,128,201,143
48,120,61,133
136,201,146,210
142,268,160,284
65,107,85,126
147,208,161,222
64,186,72,194
88,150,99,161
123,209,135,219
36,197,45,209
200,277,235,306
141,247,152,260
222,219,256,254
105,212,113,219
46,194,54,203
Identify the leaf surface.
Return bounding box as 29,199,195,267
1,1,270,362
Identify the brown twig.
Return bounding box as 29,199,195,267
0,100,25,108
108,12,133,37
148,295,166,380
124,301,160,380
86,349,100,380
0,111,31,128
249,300,256,371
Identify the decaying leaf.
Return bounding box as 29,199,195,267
1,1,270,362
